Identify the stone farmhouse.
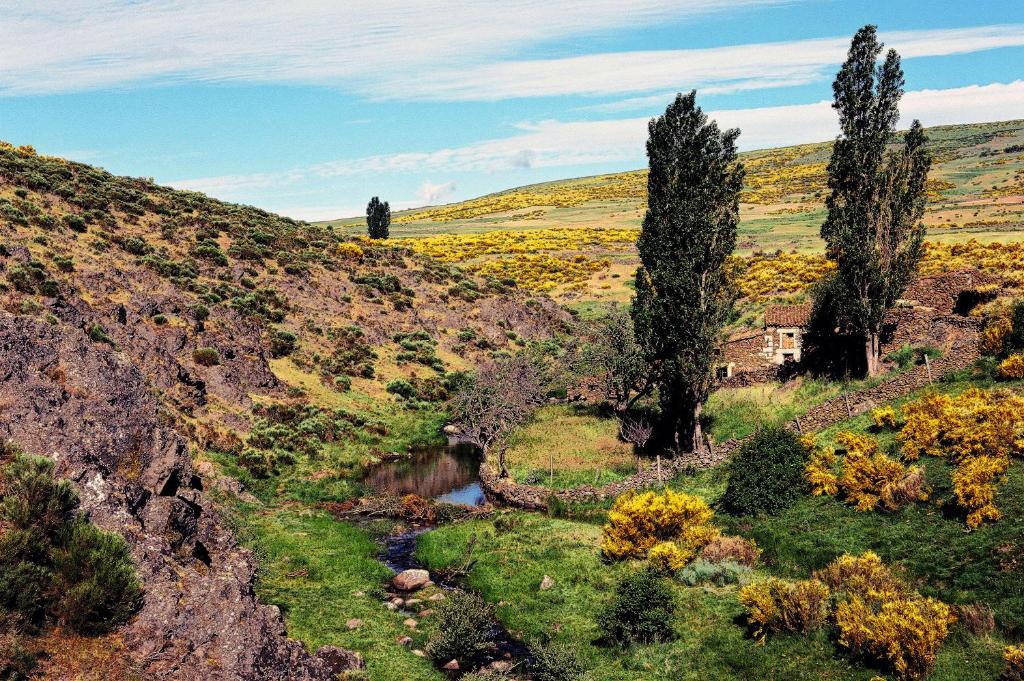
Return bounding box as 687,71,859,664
718,268,997,385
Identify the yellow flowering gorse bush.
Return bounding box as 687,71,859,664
742,552,955,680
898,388,1024,527
836,432,927,512
600,488,719,564
998,353,1024,380
738,578,830,640
1004,643,1024,681
871,405,899,430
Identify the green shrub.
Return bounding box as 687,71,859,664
425,590,495,664
51,522,141,633
152,314,168,326
0,452,141,635
193,347,220,366
269,330,297,358
87,323,115,346
528,640,587,681
597,568,675,646
385,379,416,400
677,559,752,587
721,427,809,516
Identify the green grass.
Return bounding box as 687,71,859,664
504,404,637,489
417,371,1024,680
417,512,1009,680
236,506,443,681
705,378,841,441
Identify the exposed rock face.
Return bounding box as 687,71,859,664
0,312,333,680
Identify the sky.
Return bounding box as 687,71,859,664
1,1,1023,221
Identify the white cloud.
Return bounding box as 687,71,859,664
383,24,1024,101
418,180,458,205
0,0,783,95
172,80,1024,213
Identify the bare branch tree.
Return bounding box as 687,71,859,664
619,417,653,450
450,355,545,477
573,304,655,413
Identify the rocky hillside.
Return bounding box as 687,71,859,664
0,141,568,678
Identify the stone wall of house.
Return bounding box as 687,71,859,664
481,325,982,511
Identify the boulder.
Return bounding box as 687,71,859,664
443,660,460,671
540,575,555,590
393,569,431,591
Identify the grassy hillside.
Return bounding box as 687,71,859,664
322,119,1024,310
0,140,570,680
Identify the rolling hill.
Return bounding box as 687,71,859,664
321,119,1024,311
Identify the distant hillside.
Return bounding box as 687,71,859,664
320,120,1024,310
323,118,1024,251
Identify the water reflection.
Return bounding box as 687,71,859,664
362,442,484,505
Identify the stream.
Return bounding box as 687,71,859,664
361,443,533,675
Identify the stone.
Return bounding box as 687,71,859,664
393,569,431,591
418,609,433,617
428,592,446,601
490,660,513,673
315,646,365,674
540,575,555,590
413,649,427,658
397,636,413,647
443,660,460,671
443,424,460,435
345,618,363,630
404,618,418,629
384,602,398,611
404,598,422,607
390,597,405,606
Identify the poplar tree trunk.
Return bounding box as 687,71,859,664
865,332,880,376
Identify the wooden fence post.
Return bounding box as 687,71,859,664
656,455,662,485
924,354,933,383
844,392,852,418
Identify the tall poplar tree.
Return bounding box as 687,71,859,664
366,196,390,239
819,25,931,376
632,91,744,453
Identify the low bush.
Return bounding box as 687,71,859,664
193,347,220,366
647,542,690,574
804,435,839,496
836,432,927,512
871,405,899,430
1004,644,1024,681
721,427,809,516
597,569,675,646
425,591,495,664
527,640,587,681
677,559,751,587
998,353,1024,380
269,330,297,358
698,535,761,567
0,451,141,635
834,595,955,681
739,578,830,640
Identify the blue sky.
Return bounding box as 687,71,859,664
2,1,1023,221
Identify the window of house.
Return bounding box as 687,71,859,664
781,331,797,349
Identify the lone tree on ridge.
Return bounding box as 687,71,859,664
366,196,390,239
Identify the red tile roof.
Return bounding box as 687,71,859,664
764,304,812,327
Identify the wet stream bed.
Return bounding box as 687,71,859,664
359,442,533,676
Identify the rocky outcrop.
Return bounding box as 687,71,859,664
0,312,335,680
